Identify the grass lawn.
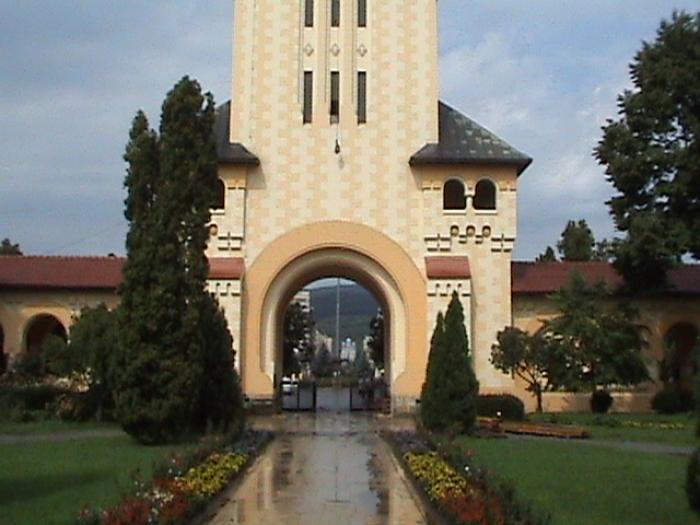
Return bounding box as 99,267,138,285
456,435,696,525
0,419,120,436
529,412,697,447
0,434,189,525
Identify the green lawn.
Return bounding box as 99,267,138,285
455,436,696,525
0,420,120,436
529,412,697,447
0,434,188,525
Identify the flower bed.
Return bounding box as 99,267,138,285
75,429,272,525
386,431,549,525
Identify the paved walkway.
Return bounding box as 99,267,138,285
205,391,427,525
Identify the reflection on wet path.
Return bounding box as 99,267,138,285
207,397,426,525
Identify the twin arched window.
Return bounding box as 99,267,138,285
442,179,497,211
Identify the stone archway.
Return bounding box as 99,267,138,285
24,314,68,354
241,221,427,413
663,322,699,391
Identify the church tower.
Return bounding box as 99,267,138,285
208,0,531,411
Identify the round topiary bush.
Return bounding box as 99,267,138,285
590,390,614,414
651,386,694,414
477,394,526,421
687,449,700,514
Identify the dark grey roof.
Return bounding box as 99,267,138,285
215,101,260,166
410,102,532,175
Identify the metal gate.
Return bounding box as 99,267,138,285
281,380,317,411
349,380,389,412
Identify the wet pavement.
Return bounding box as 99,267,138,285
206,388,427,525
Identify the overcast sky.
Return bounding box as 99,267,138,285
0,1,696,260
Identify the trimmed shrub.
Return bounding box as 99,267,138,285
0,385,66,411
421,292,479,434
651,386,694,414
477,394,525,421
590,390,614,414
688,450,700,513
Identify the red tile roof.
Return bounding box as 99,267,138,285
425,256,471,279
512,261,700,295
0,256,245,290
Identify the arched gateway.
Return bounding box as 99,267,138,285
242,221,427,411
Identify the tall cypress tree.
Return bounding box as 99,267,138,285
421,292,479,434
116,78,242,444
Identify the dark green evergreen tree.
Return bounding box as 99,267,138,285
116,78,242,444
0,238,22,255
367,311,385,369
421,292,479,434
283,302,314,377
536,246,557,262
557,220,595,261
595,11,700,288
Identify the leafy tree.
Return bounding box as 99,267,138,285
45,305,119,421
312,343,333,377
0,238,22,255
367,311,385,369
491,327,570,413
421,292,479,434
536,246,557,262
116,77,242,444
283,302,314,377
543,273,650,405
595,11,700,288
593,239,615,262
557,220,595,261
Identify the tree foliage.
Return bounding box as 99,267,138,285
557,220,595,261
0,238,22,256
595,11,700,288
536,246,557,262
45,305,119,420
283,302,314,377
543,273,650,397
421,292,479,434
367,311,385,369
115,77,242,444
491,327,569,413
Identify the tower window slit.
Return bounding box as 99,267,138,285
303,71,313,124
357,72,367,124
305,0,314,27
330,71,340,123
358,0,367,28
331,0,340,27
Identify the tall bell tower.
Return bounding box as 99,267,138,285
209,1,531,410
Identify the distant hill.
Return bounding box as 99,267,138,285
308,283,380,348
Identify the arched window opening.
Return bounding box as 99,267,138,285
443,179,466,211
25,314,67,355
662,323,699,392
212,179,225,210
474,179,497,210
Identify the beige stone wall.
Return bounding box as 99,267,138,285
0,289,119,360
511,294,700,413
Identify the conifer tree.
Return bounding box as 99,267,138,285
115,78,242,444
421,292,479,434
